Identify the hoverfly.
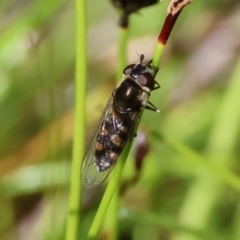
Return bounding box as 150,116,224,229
81,54,160,188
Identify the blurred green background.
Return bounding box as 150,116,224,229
1,0,240,239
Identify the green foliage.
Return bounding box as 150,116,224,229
1,0,240,240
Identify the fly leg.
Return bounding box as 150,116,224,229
152,81,160,91
145,101,160,113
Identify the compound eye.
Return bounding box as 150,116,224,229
136,72,155,90
123,64,135,76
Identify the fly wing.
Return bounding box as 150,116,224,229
81,95,118,188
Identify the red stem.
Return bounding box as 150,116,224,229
158,11,181,45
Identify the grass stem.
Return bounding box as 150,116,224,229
65,0,87,239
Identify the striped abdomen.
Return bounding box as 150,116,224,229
95,118,129,171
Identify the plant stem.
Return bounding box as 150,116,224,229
65,0,86,239
164,135,240,191
87,111,142,240
87,18,130,240
87,141,132,240
101,23,129,240
152,12,180,72
88,112,143,240
152,0,191,72
117,26,128,80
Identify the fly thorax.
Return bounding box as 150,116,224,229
113,79,143,114
138,89,150,108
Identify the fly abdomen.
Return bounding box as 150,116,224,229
110,134,125,148
95,119,129,171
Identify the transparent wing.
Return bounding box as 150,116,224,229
81,95,119,188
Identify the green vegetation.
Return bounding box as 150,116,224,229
0,1,240,240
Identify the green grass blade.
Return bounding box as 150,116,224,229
117,27,128,80
87,142,132,240
65,0,87,239
172,56,240,240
